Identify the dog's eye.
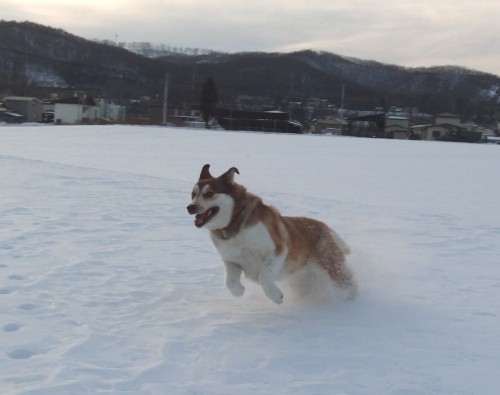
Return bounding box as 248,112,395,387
191,192,196,199
204,191,214,198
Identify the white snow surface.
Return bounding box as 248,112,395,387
1,125,499,395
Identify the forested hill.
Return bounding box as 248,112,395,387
1,21,498,120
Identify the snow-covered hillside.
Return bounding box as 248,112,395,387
1,125,499,394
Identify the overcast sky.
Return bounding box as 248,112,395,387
4,0,499,76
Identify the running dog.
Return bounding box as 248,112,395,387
187,164,357,304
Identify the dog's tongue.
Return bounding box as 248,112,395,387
194,207,218,228
195,212,210,228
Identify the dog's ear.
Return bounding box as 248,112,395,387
199,164,213,180
220,167,239,184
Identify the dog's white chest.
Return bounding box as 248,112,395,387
211,223,277,280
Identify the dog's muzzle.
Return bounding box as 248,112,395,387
187,204,198,215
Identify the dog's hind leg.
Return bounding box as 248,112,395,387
224,261,245,297
325,261,357,299
259,258,285,304
318,253,357,300
339,266,358,300
316,236,357,299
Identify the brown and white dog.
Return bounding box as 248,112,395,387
187,164,357,304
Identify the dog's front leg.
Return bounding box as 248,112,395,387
223,261,245,297
259,259,284,305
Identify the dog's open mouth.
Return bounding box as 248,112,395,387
195,207,219,228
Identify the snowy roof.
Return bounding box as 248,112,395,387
4,96,40,102
410,124,433,129
0,110,24,117
387,116,408,120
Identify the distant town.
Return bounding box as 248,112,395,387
1,94,499,144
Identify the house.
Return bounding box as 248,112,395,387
411,114,481,142
4,96,42,122
410,113,464,141
54,96,99,124
410,123,461,141
385,116,409,139
313,116,347,134
434,113,461,126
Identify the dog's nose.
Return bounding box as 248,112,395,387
187,204,198,214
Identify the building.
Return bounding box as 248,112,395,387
410,113,481,142
348,113,409,139
434,113,461,126
217,109,303,134
410,124,459,141
410,113,460,140
54,96,99,124
4,96,42,122
313,116,347,134
385,116,409,139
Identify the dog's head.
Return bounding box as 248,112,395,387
187,164,239,230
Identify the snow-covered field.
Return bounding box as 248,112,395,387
1,125,499,395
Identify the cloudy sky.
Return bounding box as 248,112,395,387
4,0,499,75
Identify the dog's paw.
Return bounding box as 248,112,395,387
228,283,245,297
273,292,284,305
265,287,284,305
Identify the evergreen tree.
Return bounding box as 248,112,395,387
200,77,218,129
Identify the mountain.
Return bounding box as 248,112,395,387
158,50,499,120
1,21,499,121
0,21,165,99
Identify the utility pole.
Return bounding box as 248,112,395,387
162,72,169,126
340,84,345,133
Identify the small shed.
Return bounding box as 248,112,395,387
4,96,42,122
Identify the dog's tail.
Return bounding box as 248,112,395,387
330,229,351,255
